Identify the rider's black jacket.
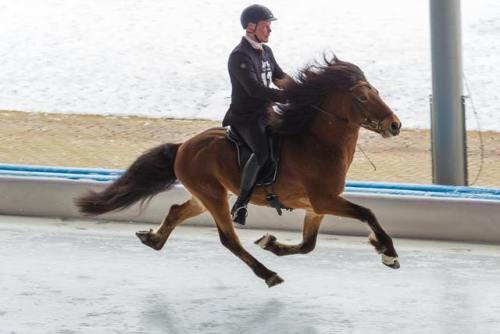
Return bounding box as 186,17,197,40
223,37,286,125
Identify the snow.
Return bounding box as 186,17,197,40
0,1,499,131
1,215,500,333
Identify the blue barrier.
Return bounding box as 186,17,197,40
0,170,118,182
1,163,499,201
0,163,123,175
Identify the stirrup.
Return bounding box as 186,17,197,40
232,205,248,225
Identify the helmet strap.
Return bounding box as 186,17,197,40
245,32,264,50
246,23,262,43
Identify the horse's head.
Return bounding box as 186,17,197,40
347,80,401,137
272,56,401,138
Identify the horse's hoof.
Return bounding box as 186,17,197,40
136,230,151,241
136,229,163,251
265,273,284,288
254,234,276,250
382,254,400,269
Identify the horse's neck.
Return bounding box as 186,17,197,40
306,93,361,160
309,121,360,158
281,123,359,191
308,105,360,146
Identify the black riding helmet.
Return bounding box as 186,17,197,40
240,4,277,29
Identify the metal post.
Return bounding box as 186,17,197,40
429,0,467,185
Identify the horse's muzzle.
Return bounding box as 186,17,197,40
389,121,401,136
381,115,402,138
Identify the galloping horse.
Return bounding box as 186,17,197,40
76,57,402,287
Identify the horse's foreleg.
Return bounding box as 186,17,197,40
312,196,399,269
136,196,206,250
255,211,324,256
192,187,283,287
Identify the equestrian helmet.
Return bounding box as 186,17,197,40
240,4,277,29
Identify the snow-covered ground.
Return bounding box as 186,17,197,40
0,1,499,130
1,215,500,333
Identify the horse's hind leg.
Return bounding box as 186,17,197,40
190,185,283,287
136,196,206,250
255,211,324,256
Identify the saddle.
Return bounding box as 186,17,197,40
225,126,292,215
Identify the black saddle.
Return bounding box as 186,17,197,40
225,126,292,215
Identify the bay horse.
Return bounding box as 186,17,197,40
75,57,402,288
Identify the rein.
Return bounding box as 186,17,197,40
310,105,349,124
311,82,384,133
311,103,383,132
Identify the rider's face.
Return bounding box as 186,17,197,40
254,20,272,43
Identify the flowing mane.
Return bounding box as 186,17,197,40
270,57,366,136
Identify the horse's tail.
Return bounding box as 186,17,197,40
75,143,180,215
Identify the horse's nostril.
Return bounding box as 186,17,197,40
390,122,400,131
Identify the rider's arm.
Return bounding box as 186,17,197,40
229,53,287,103
268,48,293,89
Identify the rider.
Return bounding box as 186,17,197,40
223,4,291,225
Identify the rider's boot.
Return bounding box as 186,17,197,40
231,153,261,225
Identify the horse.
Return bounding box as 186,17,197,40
75,57,402,288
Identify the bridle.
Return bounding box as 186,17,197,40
350,82,386,132
311,81,385,133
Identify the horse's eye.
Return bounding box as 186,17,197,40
358,96,368,102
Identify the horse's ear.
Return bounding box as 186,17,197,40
323,52,339,66
322,53,330,66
